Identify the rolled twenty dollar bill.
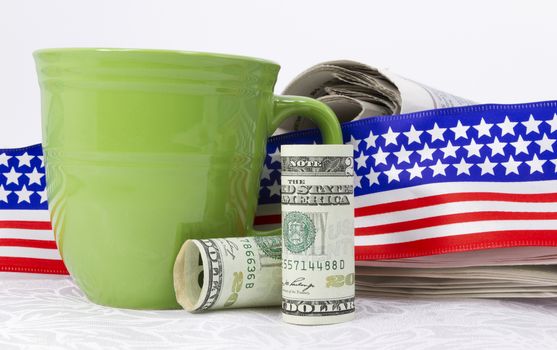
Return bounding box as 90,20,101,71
281,144,355,325
173,236,282,311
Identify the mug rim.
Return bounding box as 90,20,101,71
33,47,280,68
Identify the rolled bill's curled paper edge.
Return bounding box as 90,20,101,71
173,240,206,311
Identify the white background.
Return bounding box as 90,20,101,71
1,0,556,147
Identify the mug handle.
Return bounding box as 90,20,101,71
249,94,343,237
268,95,343,144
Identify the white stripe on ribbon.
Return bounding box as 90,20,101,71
0,210,51,222
354,220,557,246
0,228,55,241
356,201,557,227
0,246,62,260
355,180,557,208
256,181,557,218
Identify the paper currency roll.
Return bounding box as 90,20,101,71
281,144,355,325
173,236,282,311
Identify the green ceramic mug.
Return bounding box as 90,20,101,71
34,48,342,309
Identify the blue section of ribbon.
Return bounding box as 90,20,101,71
259,101,557,204
0,144,47,210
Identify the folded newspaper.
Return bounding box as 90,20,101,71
257,60,557,298
276,60,474,134
356,265,557,298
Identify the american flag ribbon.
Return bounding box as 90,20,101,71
0,144,67,274
255,101,557,261
3,101,557,274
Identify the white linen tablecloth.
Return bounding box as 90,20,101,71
1,273,557,350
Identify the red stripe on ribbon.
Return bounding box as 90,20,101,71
355,192,557,217
0,256,68,275
254,214,281,226
0,239,58,249
0,221,52,230
355,230,557,260
355,211,557,236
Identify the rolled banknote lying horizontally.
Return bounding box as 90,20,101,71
281,144,355,325
173,236,282,311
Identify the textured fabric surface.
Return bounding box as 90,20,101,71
1,273,557,349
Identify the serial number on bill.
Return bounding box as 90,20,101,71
283,259,345,271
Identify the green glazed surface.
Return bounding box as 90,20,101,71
34,48,342,309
